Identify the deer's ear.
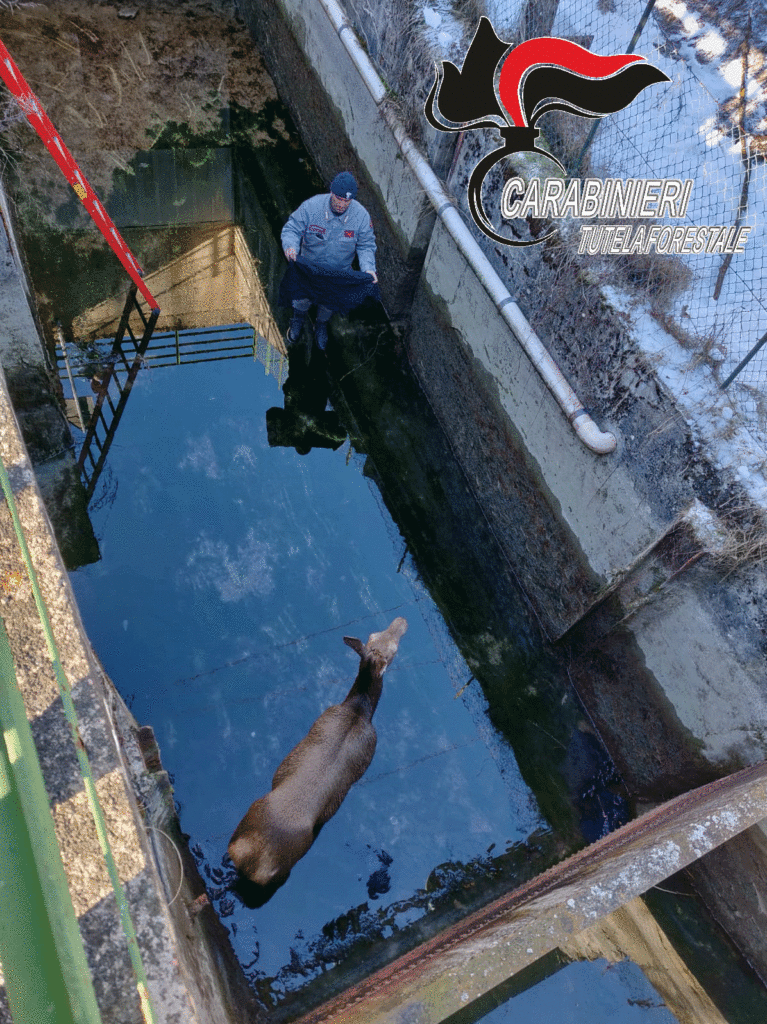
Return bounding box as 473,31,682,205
343,636,365,657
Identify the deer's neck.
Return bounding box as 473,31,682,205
343,655,386,718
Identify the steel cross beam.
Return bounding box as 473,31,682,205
293,760,767,1024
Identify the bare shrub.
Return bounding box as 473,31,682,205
711,501,767,571
611,244,693,312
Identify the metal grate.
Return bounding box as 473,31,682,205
57,304,289,503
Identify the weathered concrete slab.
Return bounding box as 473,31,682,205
289,762,767,1024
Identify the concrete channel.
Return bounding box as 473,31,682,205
2,1,767,1022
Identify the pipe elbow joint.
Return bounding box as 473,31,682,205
569,409,617,455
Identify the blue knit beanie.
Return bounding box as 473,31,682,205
330,172,358,200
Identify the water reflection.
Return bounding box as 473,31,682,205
450,958,678,1024
266,341,345,455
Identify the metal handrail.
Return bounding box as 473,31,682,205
0,457,158,1024
0,616,103,1024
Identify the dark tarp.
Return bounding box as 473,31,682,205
278,255,381,314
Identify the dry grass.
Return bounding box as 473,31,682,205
710,499,767,571
611,245,693,312
344,0,486,143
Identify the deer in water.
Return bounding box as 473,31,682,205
228,617,407,896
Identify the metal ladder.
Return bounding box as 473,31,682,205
76,284,160,501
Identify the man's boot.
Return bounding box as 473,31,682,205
286,312,306,344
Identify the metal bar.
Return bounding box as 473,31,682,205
113,282,138,348
143,353,257,368
83,308,160,500
291,760,767,1024
0,40,159,311
151,323,251,339
133,299,149,330
0,617,103,1024
142,334,251,350
144,344,254,362
77,287,137,471
55,326,86,432
720,327,767,389
175,327,180,365
570,0,659,175
713,15,752,302
146,339,253,355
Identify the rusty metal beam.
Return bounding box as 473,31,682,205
292,761,767,1024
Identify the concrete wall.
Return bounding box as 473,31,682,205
0,185,262,1024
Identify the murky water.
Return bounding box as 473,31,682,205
68,351,545,990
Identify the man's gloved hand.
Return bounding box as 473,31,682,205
366,270,378,283
284,247,297,261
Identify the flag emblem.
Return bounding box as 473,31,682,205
425,18,670,245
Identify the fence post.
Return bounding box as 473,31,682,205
570,0,659,175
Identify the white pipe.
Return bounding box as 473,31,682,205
318,0,617,455
321,0,387,104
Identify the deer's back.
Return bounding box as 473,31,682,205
272,702,377,824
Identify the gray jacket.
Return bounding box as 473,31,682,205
281,194,377,275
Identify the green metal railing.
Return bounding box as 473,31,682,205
0,456,157,1024
0,616,102,1024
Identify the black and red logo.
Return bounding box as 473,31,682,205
425,18,670,245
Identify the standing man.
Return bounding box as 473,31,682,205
280,172,379,352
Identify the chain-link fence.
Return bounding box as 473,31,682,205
486,0,767,428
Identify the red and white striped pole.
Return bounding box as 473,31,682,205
0,38,160,312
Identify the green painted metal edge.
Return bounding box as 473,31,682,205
0,458,157,1024
0,616,103,1024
